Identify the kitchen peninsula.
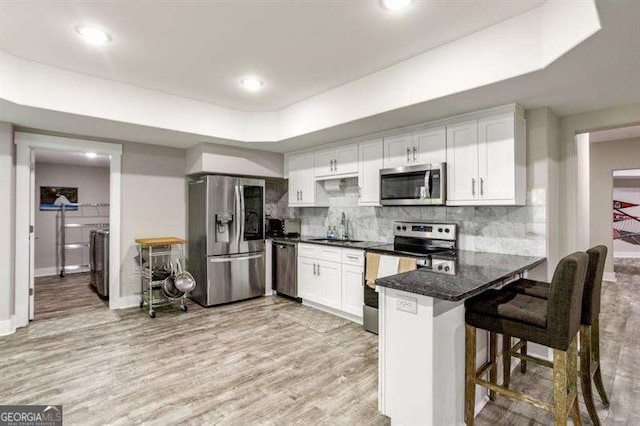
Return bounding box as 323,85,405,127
375,251,545,426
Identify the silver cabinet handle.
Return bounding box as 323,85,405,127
300,190,303,200
334,158,337,171
480,178,484,196
406,147,411,162
313,263,317,275
317,263,321,276
472,178,476,196
347,255,359,261
329,159,333,172
413,146,417,162
358,186,362,198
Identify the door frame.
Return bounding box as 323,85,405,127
14,132,122,329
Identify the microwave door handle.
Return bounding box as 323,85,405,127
424,171,431,199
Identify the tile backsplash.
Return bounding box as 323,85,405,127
266,178,546,257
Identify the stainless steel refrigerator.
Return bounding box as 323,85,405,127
188,175,266,306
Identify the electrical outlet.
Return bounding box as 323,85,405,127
396,296,417,314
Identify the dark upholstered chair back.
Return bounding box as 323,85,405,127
547,252,588,350
583,245,607,325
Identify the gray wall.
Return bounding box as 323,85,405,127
34,162,110,274
0,122,15,326
119,141,187,300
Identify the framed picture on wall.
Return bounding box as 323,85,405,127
40,186,79,211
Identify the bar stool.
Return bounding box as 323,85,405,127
507,245,610,425
464,252,588,426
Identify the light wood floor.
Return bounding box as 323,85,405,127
1,260,638,425
33,272,108,322
1,274,386,425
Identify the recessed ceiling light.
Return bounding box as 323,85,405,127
240,78,264,91
75,26,111,44
380,0,413,11
85,152,98,159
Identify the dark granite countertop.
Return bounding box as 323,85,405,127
374,250,546,301
269,236,387,250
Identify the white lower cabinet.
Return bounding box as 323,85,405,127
341,263,364,317
297,243,364,321
318,260,342,310
298,256,320,301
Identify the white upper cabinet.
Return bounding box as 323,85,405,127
383,127,446,168
383,133,413,169
446,108,526,206
446,120,479,202
288,151,320,207
358,138,383,206
413,127,446,164
315,143,358,178
478,114,516,201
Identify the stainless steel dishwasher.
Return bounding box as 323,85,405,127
273,241,298,299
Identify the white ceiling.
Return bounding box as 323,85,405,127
590,124,640,143
0,0,544,112
35,149,110,167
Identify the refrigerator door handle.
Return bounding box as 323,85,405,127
239,183,245,248
234,183,242,249
208,253,264,263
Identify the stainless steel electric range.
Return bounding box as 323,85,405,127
363,221,458,334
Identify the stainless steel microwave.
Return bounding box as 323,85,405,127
379,163,446,206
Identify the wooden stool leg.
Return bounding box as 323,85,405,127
592,317,610,406
580,325,601,425
553,348,569,426
569,335,583,426
502,335,511,388
521,340,528,373
489,332,497,401
465,324,477,425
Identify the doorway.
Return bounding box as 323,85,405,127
612,169,640,259
14,132,122,330
31,149,111,321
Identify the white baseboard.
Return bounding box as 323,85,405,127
35,267,90,277
113,295,141,310
614,252,640,259
0,315,15,336
603,272,616,282
34,267,59,277
301,299,363,325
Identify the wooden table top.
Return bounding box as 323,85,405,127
135,237,187,247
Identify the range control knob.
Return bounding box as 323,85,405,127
444,266,450,272
402,226,407,231
438,228,443,233
396,226,401,231
445,228,450,233
437,265,443,270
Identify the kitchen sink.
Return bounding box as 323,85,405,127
309,238,363,244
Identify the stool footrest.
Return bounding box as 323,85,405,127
508,349,554,369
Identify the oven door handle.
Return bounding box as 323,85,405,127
424,170,431,199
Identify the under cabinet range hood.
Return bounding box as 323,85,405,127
379,163,446,206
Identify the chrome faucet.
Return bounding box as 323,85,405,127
341,211,350,240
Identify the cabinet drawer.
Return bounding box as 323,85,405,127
342,249,364,267
298,243,342,263
298,243,320,259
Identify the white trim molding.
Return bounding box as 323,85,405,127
613,252,640,259
603,272,617,282
0,316,15,336
14,132,123,330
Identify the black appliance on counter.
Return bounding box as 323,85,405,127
363,221,458,334
266,218,284,238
